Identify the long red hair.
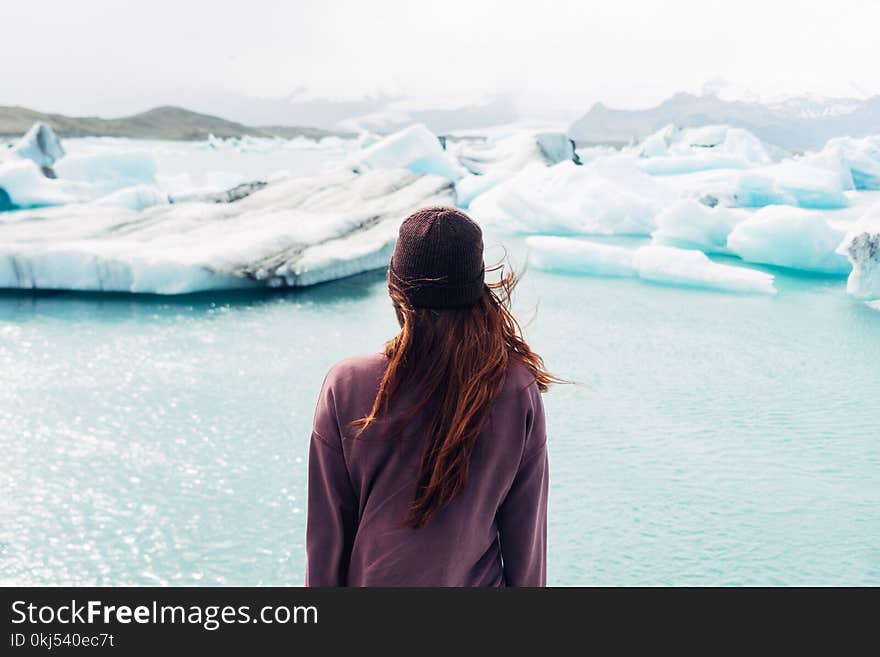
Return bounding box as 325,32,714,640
352,262,563,529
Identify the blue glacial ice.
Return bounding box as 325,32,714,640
637,124,786,174
2,118,880,298
0,159,74,209
1,124,161,211
526,235,776,294
651,199,748,253
804,135,880,191
9,122,65,170
838,205,880,301
0,169,453,294
348,123,466,181
451,130,578,206
726,206,852,275
469,158,672,235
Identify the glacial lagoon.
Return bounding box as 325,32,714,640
1,130,879,585
2,243,879,585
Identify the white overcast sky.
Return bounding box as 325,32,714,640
1,0,877,119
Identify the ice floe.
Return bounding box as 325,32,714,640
348,124,466,181
805,135,880,191
469,158,671,235
526,235,776,294
651,200,748,253
2,118,880,300
0,159,72,209
0,169,453,294
451,131,578,206
726,206,852,274
637,124,786,174
0,139,160,210
838,206,880,301
9,122,65,171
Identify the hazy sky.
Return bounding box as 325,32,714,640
2,0,878,119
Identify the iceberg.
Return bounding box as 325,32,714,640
451,131,578,207
526,235,636,278
526,235,776,294
728,162,849,209
651,200,748,253
0,159,74,209
0,169,454,294
629,125,850,211
9,122,65,172
348,124,466,182
676,161,850,211
53,149,158,193
805,135,880,191
634,244,776,294
843,232,880,299
0,129,160,211
726,206,851,275
454,171,511,208
469,158,672,235
838,207,880,300
637,124,785,174
452,131,577,176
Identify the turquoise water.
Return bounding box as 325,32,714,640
1,237,879,586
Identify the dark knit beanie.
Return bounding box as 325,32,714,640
389,206,485,308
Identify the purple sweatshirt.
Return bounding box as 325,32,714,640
306,352,548,587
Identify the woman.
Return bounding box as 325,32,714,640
306,206,560,587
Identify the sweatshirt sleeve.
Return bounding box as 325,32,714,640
497,384,549,587
305,376,358,587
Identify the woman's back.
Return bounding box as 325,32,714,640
306,206,557,587
307,351,548,587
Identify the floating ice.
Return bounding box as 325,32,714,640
0,159,74,209
651,200,748,253
727,206,851,274
526,235,776,294
526,235,636,277
631,125,850,210
0,136,160,211
0,169,453,294
54,149,158,193
637,124,785,174
348,124,466,181
93,185,170,211
10,123,65,170
634,244,776,294
843,232,880,300
451,132,577,175
838,206,880,300
169,180,267,205
729,162,849,209
454,171,511,208
469,158,671,235
451,131,578,206
806,135,880,191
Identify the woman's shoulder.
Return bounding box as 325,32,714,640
323,351,389,388
500,358,541,398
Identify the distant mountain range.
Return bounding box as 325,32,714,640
183,91,520,135
0,106,343,140
5,92,879,148
568,92,880,150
